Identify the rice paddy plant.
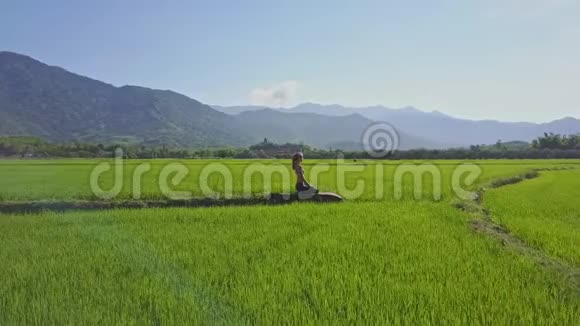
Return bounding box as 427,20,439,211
0,201,579,324
485,169,580,266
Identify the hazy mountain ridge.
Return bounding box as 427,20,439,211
231,109,445,150
0,51,255,147
2,51,578,150
215,103,580,146
0,51,441,149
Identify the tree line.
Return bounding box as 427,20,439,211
1,133,579,160
531,133,580,150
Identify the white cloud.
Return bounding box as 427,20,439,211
249,81,300,107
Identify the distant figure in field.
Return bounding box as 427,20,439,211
292,152,318,199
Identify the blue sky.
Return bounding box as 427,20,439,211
2,0,579,122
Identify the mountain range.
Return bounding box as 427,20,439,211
214,104,580,147
1,51,579,150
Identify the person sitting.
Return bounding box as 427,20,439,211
292,152,318,199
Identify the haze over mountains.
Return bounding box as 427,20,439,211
1,51,579,150
214,104,580,147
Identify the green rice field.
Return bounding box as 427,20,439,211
0,159,577,201
486,169,580,266
1,159,579,324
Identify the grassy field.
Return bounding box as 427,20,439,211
486,169,580,266
1,159,578,201
1,202,578,324
0,159,579,324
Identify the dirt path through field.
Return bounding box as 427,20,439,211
455,169,580,295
